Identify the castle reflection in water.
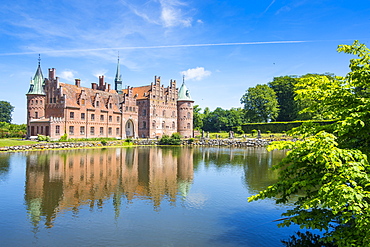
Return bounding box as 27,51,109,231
25,147,194,228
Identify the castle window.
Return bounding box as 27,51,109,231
70,112,74,119
91,114,95,121
163,110,166,117
143,121,147,129
117,116,120,122
100,115,104,121
109,116,112,122
69,126,74,135
50,98,53,103
40,126,43,134
143,109,146,116
172,122,175,129
40,100,42,105
80,126,85,135
125,106,128,111
56,125,60,135
96,101,99,107
116,128,120,135
188,102,191,107
53,97,56,103
162,121,165,129
109,103,112,109
31,100,34,104
81,113,85,120
35,112,38,118
81,99,85,106
127,122,131,128
172,111,175,117
187,112,190,119
187,123,191,129
90,127,95,135
129,107,132,112
152,121,156,128
108,127,112,135
100,127,104,135
36,100,38,104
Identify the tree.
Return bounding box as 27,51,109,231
193,105,204,130
240,84,279,122
0,101,14,123
249,41,370,246
268,76,299,121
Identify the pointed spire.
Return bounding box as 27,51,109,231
27,55,45,95
114,52,122,93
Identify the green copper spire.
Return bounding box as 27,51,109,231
27,55,45,95
178,75,192,101
114,53,122,92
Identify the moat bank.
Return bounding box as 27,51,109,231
0,138,281,152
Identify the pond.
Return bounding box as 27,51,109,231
0,146,302,247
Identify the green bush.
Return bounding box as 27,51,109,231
37,134,50,142
159,133,182,145
59,133,68,142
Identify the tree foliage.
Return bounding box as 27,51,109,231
0,101,14,123
240,84,279,122
201,107,246,132
0,122,27,138
268,76,299,121
249,40,370,246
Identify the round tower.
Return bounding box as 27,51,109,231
177,78,194,138
26,57,46,138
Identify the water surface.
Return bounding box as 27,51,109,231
0,146,300,246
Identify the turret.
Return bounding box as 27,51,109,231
177,76,194,138
26,55,46,138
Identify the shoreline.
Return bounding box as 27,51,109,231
0,137,292,153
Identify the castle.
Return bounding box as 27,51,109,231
26,58,194,140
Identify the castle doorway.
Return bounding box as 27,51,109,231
125,120,134,138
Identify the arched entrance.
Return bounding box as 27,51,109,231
125,119,134,138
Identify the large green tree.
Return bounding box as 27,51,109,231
240,84,279,122
249,41,370,246
268,76,299,121
0,101,14,123
193,105,204,130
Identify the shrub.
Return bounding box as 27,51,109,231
159,133,182,145
37,134,50,142
59,133,68,142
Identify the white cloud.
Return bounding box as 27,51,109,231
159,0,192,27
60,70,77,82
181,67,211,81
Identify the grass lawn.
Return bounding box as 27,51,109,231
0,138,38,147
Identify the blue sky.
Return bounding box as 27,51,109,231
1,0,369,124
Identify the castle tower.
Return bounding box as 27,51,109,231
26,56,46,137
177,77,194,138
114,55,123,93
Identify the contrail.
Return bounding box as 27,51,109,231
0,40,307,56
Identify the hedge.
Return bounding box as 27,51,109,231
240,120,336,133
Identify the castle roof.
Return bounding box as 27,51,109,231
60,82,122,112
177,81,192,101
27,62,45,95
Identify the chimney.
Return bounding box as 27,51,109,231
92,83,97,90
75,79,81,87
99,76,104,88
49,68,56,80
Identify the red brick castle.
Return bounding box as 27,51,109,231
26,58,194,140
